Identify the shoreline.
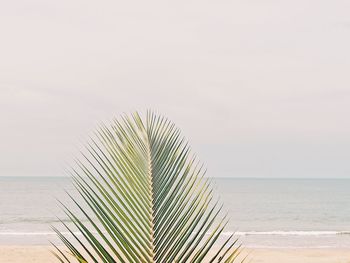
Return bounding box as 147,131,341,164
1,246,350,263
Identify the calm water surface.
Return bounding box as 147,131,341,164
1,177,350,247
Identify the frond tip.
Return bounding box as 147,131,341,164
53,111,245,263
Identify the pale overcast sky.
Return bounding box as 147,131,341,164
0,0,350,177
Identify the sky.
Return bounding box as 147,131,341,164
0,0,350,178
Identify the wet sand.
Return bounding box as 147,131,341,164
1,246,350,262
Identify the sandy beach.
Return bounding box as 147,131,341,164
1,246,350,263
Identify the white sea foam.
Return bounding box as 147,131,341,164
222,231,350,236
1,230,350,237
0,232,82,236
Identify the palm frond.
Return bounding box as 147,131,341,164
53,111,245,262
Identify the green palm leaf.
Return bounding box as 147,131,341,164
54,111,244,262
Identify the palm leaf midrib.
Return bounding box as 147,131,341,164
145,115,182,262
145,120,156,262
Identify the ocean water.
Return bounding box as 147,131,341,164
1,177,350,248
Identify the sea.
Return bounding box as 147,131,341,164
1,177,350,248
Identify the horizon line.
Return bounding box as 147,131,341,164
0,175,350,180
